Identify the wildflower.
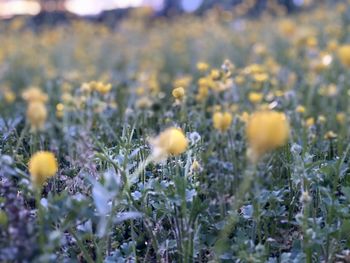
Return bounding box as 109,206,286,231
56,103,64,118
29,151,58,188
172,87,185,101
3,89,16,104
26,102,47,131
337,45,350,67
243,64,265,75
296,105,306,114
324,131,337,140
150,127,188,162
318,115,326,124
246,110,290,162
191,160,202,173
88,81,112,94
173,76,192,89
279,19,296,36
235,75,245,85
336,112,346,124
239,112,250,123
80,82,92,93
213,112,233,132
253,73,269,83
136,97,153,109
196,85,209,101
248,92,263,104
305,117,315,127
95,82,112,94
210,69,221,80
196,61,209,72
22,87,48,103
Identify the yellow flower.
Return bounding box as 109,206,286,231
3,89,16,104
337,45,350,67
296,105,306,114
243,64,265,75
135,97,153,109
279,19,296,36
336,112,346,124
210,69,221,80
56,103,64,118
246,111,290,162
324,131,337,140
196,85,209,101
27,102,47,131
80,82,92,93
248,92,263,104
235,75,245,85
172,87,185,101
239,112,250,123
150,127,188,161
318,115,326,124
253,73,269,83
306,36,318,48
173,76,192,89
213,112,233,132
196,62,209,72
22,87,48,103
191,160,202,173
89,81,112,94
29,151,58,188
305,117,315,127
96,83,112,94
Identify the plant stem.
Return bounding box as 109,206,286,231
69,228,95,263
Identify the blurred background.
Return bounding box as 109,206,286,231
0,0,333,22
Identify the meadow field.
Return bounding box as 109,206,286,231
1,1,350,262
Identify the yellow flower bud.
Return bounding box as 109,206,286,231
296,105,306,114
172,87,185,100
213,112,233,132
305,117,315,127
246,111,290,162
196,62,209,72
27,102,47,132
338,45,350,67
22,87,48,103
150,127,188,162
324,131,337,140
4,90,16,104
29,151,58,188
336,112,346,124
248,92,263,104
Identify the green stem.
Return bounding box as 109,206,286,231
35,189,45,252
215,165,256,255
69,228,95,263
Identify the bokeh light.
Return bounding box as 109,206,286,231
0,0,41,18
